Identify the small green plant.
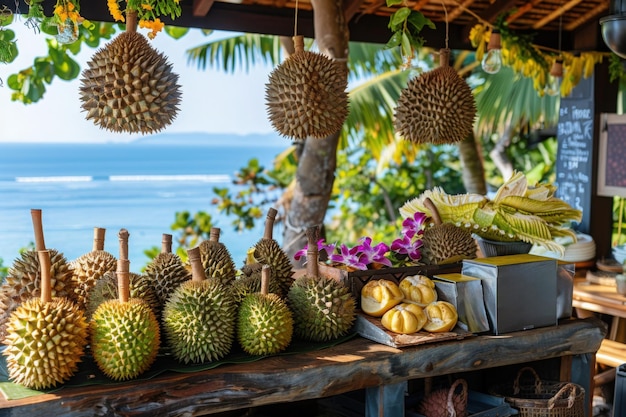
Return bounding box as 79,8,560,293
384,0,434,67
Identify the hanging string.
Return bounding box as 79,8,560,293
441,1,449,50
557,1,563,56
293,0,299,37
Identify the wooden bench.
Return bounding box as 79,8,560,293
597,339,626,368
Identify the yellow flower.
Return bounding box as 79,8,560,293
141,3,153,10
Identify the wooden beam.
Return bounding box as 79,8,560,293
506,0,544,24
447,0,477,23
532,0,585,30
192,0,216,17
564,2,609,32
343,0,366,22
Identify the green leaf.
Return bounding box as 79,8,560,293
164,25,189,39
386,0,403,6
390,7,411,29
401,32,412,59
384,31,402,50
407,11,435,31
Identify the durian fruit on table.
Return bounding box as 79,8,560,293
0,209,75,341
420,197,477,265
198,227,236,287
69,227,117,310
251,207,294,298
287,226,356,342
144,233,191,306
237,265,294,356
231,250,282,304
162,246,236,364
90,229,161,381
2,249,89,389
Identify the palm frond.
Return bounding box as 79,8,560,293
185,34,284,73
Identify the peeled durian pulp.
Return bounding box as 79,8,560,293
162,246,236,364
252,208,294,298
287,226,355,342
394,48,476,144
79,12,181,135
198,228,236,287
237,265,294,356
90,229,160,381
3,250,88,389
70,227,117,309
265,35,349,140
0,209,76,341
144,233,191,306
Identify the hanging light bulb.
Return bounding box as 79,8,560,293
481,29,502,74
545,59,563,96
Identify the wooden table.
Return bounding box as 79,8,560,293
0,317,606,417
573,278,626,338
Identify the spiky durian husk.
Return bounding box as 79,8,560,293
253,239,294,298
265,46,349,140
230,270,282,305
237,292,293,355
418,380,468,417
162,280,236,364
287,275,355,342
421,223,477,265
90,298,160,381
79,31,182,135
86,270,160,320
69,250,117,310
0,249,76,341
144,252,191,305
3,297,88,389
394,66,476,144
198,239,237,287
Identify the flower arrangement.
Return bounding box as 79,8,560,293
107,0,182,38
294,211,427,271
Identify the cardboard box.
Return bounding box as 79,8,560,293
432,273,490,333
461,254,558,335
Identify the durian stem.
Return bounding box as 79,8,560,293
439,48,451,68
38,250,52,303
118,229,130,261
263,208,278,240
126,10,138,34
423,197,442,226
188,246,206,283
293,35,304,54
93,227,106,252
260,265,271,296
31,209,46,251
117,259,130,303
162,234,173,254
305,226,319,277
210,228,221,243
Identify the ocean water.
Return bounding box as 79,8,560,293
0,138,285,271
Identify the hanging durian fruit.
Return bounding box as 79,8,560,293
79,11,181,134
287,226,355,342
3,250,89,390
237,265,294,356
90,229,161,381
198,228,237,287
251,208,294,298
144,234,191,306
69,227,117,310
162,246,236,364
265,35,349,140
420,197,477,265
0,209,76,341
394,49,476,144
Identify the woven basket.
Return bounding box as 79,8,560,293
489,367,585,417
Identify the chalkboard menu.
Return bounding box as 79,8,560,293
555,76,594,233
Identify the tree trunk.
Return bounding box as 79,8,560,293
489,122,515,181
458,132,487,195
282,0,349,266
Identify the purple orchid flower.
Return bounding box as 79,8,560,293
356,237,392,267
329,243,368,270
390,235,424,261
401,211,428,239
293,239,336,261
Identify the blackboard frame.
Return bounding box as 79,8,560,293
597,113,626,198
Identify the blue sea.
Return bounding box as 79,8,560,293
0,134,286,271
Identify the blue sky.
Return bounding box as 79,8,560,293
0,22,275,143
